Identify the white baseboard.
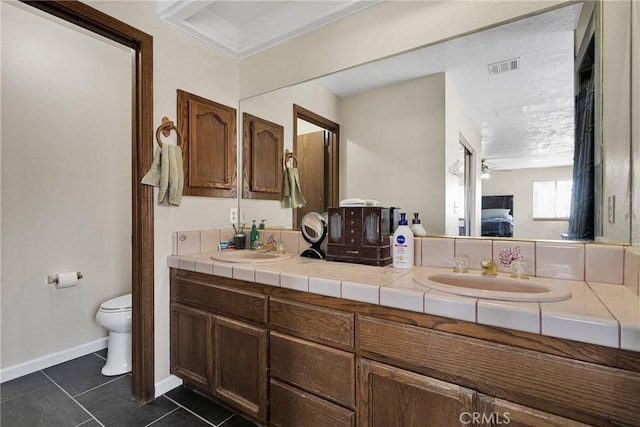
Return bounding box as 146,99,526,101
0,337,108,383
155,374,183,398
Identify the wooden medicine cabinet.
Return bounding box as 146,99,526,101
177,90,237,198
242,113,284,200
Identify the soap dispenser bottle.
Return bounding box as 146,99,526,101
410,212,427,236
393,213,414,269
250,220,259,250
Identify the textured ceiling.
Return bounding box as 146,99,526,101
316,3,583,170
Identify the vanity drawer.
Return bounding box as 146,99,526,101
270,379,355,427
269,298,354,348
172,277,267,324
270,332,355,408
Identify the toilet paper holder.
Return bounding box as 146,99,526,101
47,272,83,285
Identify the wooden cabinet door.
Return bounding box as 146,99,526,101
177,90,237,198
170,303,212,392
358,359,475,427
476,394,590,427
242,113,283,200
213,315,267,422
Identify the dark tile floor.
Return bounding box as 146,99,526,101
1,350,258,427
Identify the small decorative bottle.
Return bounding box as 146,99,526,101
250,220,259,250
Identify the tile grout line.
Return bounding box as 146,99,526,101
162,394,218,427
40,370,105,427
92,351,107,362
144,406,180,427
216,413,236,427
72,374,129,398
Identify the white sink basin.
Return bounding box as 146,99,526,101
413,271,571,302
210,250,292,264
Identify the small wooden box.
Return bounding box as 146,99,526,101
326,207,392,266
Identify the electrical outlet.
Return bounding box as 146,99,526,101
229,208,238,224
239,208,247,224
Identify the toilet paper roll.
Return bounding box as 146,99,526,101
56,272,79,289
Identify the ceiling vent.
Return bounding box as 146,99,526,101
488,57,521,75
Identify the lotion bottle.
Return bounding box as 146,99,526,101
393,213,414,268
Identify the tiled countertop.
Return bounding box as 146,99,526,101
168,251,640,352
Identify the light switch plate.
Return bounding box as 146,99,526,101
608,195,615,224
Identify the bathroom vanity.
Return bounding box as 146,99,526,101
169,260,640,427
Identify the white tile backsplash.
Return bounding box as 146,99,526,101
455,239,492,271
175,231,201,255
171,229,640,350
201,229,221,252
421,238,455,268
536,242,585,281
624,247,640,295
585,244,624,284
492,240,536,275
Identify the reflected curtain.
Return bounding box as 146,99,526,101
568,76,595,240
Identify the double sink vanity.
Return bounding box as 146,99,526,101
168,230,640,426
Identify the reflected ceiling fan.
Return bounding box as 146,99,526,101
481,159,492,179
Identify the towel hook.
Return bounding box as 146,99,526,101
283,149,298,168
155,116,183,149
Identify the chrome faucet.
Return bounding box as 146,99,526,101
481,260,498,276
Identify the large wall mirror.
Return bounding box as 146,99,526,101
238,1,632,244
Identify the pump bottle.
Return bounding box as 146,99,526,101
392,213,414,268
410,212,427,236
250,220,259,249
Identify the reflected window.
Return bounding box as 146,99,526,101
533,180,572,219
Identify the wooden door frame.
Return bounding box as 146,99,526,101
21,0,155,402
292,104,340,229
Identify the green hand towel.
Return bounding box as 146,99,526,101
141,144,183,206
281,166,306,209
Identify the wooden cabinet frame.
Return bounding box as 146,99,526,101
170,270,640,427
177,90,237,198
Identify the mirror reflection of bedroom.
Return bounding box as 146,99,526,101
480,9,596,241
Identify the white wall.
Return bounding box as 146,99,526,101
86,0,240,387
482,167,573,240
239,81,340,228
444,76,482,236
600,0,632,243
1,2,132,370
339,75,446,233
240,1,565,98
1,0,240,388
633,0,640,245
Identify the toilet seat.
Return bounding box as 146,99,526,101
99,294,132,313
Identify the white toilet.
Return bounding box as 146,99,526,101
95,293,132,376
